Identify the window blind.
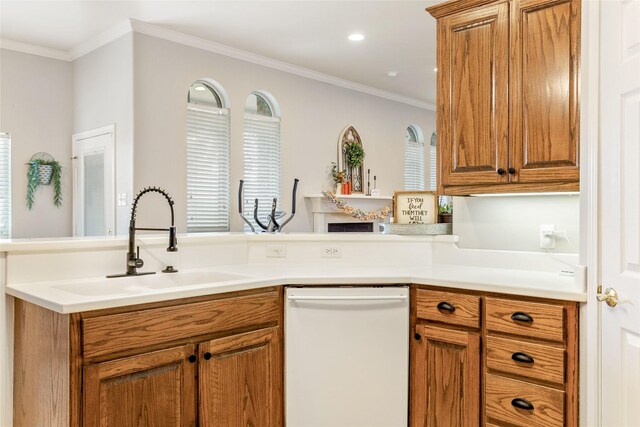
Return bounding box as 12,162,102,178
0,133,10,238
429,145,437,191
186,104,230,232
405,140,425,191
243,114,281,231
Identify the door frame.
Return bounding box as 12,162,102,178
581,0,601,425
72,124,115,237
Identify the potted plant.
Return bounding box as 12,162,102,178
345,142,365,168
438,200,453,223
329,162,346,194
27,159,62,209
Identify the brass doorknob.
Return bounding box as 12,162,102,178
597,286,618,307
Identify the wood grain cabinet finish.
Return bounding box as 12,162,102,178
428,0,581,195
416,289,481,328
199,327,282,427
410,285,579,427
12,288,284,427
411,324,481,427
83,345,197,427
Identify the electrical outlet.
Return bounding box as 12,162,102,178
322,246,342,258
266,245,287,258
540,224,556,249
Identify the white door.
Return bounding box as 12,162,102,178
600,1,640,425
72,125,115,237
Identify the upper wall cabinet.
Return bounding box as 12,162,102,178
428,0,581,195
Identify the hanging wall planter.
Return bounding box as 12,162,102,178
26,152,62,209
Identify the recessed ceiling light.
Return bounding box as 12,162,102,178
348,33,365,42
387,71,399,77
433,67,438,72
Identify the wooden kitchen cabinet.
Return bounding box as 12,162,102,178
410,285,579,427
427,0,581,195
13,287,284,427
83,345,197,427
411,324,481,426
199,327,282,426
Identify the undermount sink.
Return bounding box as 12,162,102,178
53,270,251,297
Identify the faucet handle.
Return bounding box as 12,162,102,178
128,246,144,268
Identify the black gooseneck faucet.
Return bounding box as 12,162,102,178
107,187,178,278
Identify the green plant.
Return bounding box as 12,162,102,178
438,202,452,214
329,162,346,184
27,159,62,209
345,143,365,168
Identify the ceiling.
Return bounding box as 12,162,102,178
0,1,439,105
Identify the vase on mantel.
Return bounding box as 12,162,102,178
336,183,342,195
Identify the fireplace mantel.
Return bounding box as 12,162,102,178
304,193,393,233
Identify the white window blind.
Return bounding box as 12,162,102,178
0,133,10,239
186,104,230,232
405,140,425,191
429,131,437,191
243,114,281,231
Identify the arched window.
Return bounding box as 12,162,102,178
404,125,425,191
186,79,230,232
243,91,281,231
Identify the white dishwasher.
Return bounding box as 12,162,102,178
285,286,409,427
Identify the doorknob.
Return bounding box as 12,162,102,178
597,285,618,307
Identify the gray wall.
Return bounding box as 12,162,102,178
132,33,435,232
0,49,73,238
73,34,134,235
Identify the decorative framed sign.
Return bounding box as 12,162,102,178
393,191,437,224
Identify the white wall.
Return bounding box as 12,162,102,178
132,33,436,232
453,195,580,254
0,49,74,238
73,34,134,236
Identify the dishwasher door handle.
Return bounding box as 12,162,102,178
287,295,408,301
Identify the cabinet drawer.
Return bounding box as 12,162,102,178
82,290,280,358
485,374,564,427
485,297,565,342
486,336,564,385
416,289,480,328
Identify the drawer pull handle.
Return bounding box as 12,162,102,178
512,352,535,364
437,302,456,313
511,398,535,411
511,311,533,323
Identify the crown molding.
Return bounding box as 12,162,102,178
0,39,70,61
129,20,436,111
69,20,132,61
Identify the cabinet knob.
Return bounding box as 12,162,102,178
511,311,533,323
511,398,535,411
437,301,456,313
188,355,197,363
508,167,516,175
511,352,535,364
203,352,212,360
497,168,506,175
414,333,422,341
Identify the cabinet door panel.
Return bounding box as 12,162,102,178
438,3,509,187
411,324,480,426
199,327,282,427
83,345,196,427
510,0,580,182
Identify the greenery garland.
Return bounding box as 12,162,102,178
26,160,63,209
322,191,390,221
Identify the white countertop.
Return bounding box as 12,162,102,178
5,262,587,313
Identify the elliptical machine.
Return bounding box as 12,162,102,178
238,178,299,233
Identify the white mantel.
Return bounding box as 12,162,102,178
304,193,394,233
